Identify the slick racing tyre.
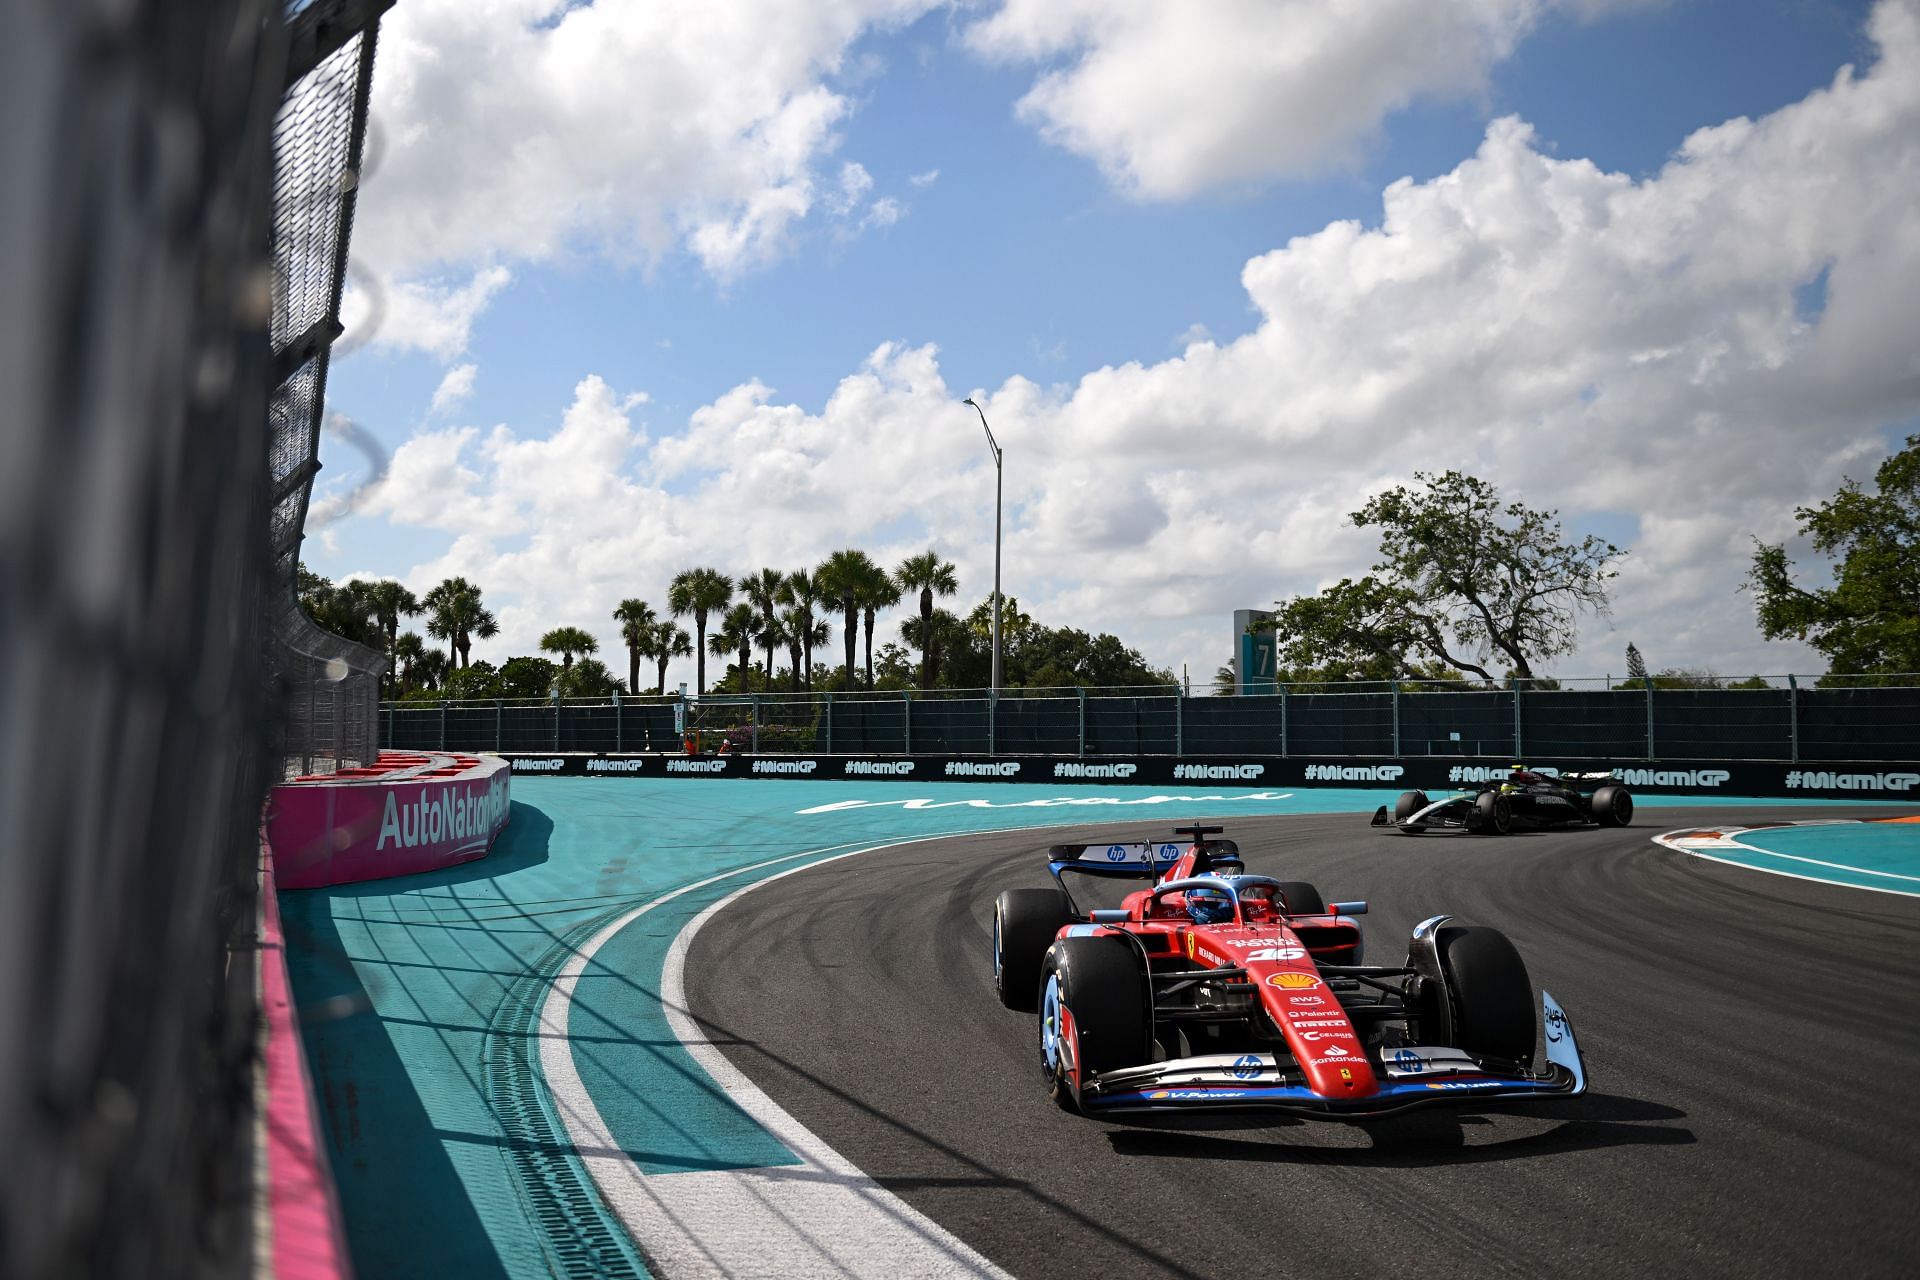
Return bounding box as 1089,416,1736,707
1039,937,1148,1112
1468,790,1513,835
994,888,1075,1011
1274,880,1326,915
1437,924,1536,1068
1589,784,1634,828
1393,790,1431,831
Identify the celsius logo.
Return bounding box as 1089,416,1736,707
1304,763,1404,782
510,758,564,773
751,759,817,774
945,761,1020,777
1785,770,1920,792
1172,764,1265,781
666,759,726,774
844,760,914,776
1448,765,1560,783
585,759,645,774
1616,768,1731,788
1053,762,1138,779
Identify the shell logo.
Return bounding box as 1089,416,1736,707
1266,972,1320,990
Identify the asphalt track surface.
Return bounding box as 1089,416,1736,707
687,806,1920,1279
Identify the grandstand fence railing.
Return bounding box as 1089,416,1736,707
379,675,1920,764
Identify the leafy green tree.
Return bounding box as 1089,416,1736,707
1271,473,1623,681
816,550,879,692
540,625,598,669
649,620,691,695
1625,642,1648,681
1747,434,1920,674
894,551,959,690
441,659,500,700
556,657,619,699
422,577,499,669
1020,626,1175,689
668,567,733,694
613,598,657,694
497,655,557,699
873,642,916,688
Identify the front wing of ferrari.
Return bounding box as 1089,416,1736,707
1081,992,1587,1119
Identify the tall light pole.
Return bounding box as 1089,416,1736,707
962,397,1003,692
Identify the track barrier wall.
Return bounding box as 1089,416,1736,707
268,754,512,889
490,752,1920,803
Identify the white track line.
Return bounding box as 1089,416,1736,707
1654,827,1920,898
538,835,1015,1279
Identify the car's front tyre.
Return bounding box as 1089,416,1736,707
1467,790,1513,835
1039,937,1149,1112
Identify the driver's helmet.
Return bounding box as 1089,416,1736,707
1185,885,1235,925
1508,763,1540,784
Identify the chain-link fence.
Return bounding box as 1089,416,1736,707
383,675,1920,763
0,2,322,1276
267,0,387,776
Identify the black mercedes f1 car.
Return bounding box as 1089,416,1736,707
1371,768,1633,835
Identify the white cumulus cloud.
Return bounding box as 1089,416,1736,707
430,362,478,413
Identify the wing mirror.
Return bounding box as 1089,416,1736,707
1329,901,1368,915
1088,908,1130,924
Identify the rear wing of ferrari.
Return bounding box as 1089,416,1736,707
1045,839,1239,880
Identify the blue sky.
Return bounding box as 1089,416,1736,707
313,0,1915,686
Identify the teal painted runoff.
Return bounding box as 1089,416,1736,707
1711,821,1920,895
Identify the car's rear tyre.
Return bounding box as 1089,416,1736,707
1468,790,1513,835
1437,924,1535,1067
994,888,1075,1011
1274,880,1326,915
1393,790,1431,829
1589,784,1633,827
1039,937,1149,1112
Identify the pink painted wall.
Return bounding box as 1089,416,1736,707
257,833,354,1279
269,756,511,890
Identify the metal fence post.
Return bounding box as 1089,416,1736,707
1279,685,1288,756
901,690,911,754
615,689,623,752
989,689,998,755
825,693,834,753
1787,674,1799,762
751,694,761,753
552,692,561,751
1391,683,1401,756
1510,677,1523,759
1643,675,1656,760
439,700,447,751
1174,689,1184,755
1078,687,1087,757
495,699,503,752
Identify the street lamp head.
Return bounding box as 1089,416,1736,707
962,397,977,407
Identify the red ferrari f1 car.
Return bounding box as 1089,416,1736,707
991,825,1586,1118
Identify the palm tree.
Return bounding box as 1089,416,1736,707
778,603,806,691
816,549,878,693
709,603,757,691
893,551,958,690
612,599,657,694
361,579,421,650
857,562,902,689
540,625,598,670
742,568,786,683
390,632,426,692
422,576,499,668
413,647,449,692
650,621,691,695
668,567,733,694
778,569,824,689
1212,664,1238,696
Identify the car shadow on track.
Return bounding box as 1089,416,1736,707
1101,1092,1693,1166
